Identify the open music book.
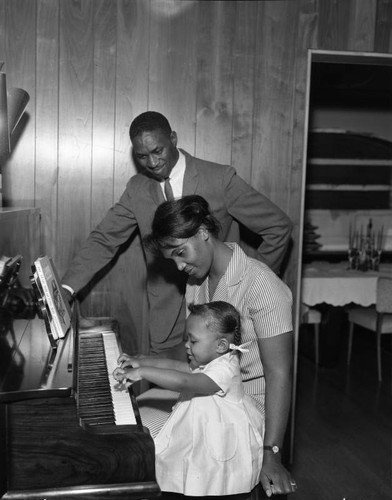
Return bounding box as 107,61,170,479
31,256,72,346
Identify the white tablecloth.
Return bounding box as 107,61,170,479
301,261,392,307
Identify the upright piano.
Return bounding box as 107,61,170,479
0,300,160,499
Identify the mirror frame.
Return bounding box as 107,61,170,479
290,48,392,463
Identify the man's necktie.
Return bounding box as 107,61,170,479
164,178,175,201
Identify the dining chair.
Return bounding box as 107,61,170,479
347,277,392,381
301,303,321,365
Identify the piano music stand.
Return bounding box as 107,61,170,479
30,268,59,348
30,257,72,349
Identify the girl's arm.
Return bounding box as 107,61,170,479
114,365,220,394
118,354,190,373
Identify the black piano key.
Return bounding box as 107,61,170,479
77,331,120,426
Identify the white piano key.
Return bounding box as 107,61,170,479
102,331,137,425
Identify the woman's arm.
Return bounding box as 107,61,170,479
259,331,293,449
113,365,220,394
258,331,295,497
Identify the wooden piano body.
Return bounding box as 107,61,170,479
0,307,160,500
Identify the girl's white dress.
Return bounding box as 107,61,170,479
154,352,264,496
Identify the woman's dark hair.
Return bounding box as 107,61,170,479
129,111,172,139
144,195,221,252
188,301,242,346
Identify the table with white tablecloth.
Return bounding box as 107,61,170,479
300,261,392,367
302,261,392,307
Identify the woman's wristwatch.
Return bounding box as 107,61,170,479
263,445,280,454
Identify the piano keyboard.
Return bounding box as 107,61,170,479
77,331,137,427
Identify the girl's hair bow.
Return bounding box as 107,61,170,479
229,341,252,353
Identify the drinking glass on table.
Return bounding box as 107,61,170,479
347,247,358,270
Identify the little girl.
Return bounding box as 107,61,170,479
113,301,264,497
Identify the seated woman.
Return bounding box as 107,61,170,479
114,301,264,497
129,194,296,496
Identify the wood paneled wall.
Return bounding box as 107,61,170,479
1,0,392,354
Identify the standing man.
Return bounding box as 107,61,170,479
62,111,292,357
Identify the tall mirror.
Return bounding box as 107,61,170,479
302,50,392,265
291,49,392,461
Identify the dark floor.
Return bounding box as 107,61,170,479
161,322,392,500
289,322,392,500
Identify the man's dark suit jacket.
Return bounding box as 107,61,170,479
62,150,292,353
